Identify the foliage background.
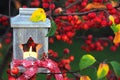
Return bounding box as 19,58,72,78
0,0,120,80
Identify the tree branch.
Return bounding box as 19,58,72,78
63,0,82,11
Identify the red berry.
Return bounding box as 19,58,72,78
11,67,19,75
6,32,12,37
5,38,11,44
85,39,92,45
115,18,120,24
49,38,54,44
49,3,55,10
73,15,79,20
108,36,113,41
101,20,107,27
106,4,113,10
95,41,101,47
56,35,61,40
87,34,93,40
81,2,87,7
98,46,104,51
9,77,16,80
1,16,8,21
2,21,9,26
62,35,69,42
22,5,27,8
42,3,49,8
89,43,95,49
65,64,71,70
95,17,102,23
54,7,63,14
103,42,108,47
88,13,96,19
69,56,74,61
68,15,73,21
83,24,89,30
34,1,40,6
110,9,117,14
76,20,81,25
48,49,53,54
63,48,70,54
108,20,113,26
110,45,117,51
67,32,74,38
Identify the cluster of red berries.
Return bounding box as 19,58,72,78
0,16,9,26
48,48,74,80
4,32,12,44
81,34,105,52
54,15,82,43
7,67,19,80
82,11,110,29
65,0,88,13
106,3,117,15
81,35,119,52
48,49,58,58
42,0,55,10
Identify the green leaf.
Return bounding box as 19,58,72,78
79,54,96,70
97,63,109,79
46,20,57,37
110,61,120,77
111,24,119,33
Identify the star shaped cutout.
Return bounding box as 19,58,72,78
19,37,42,53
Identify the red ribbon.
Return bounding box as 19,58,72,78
12,58,63,80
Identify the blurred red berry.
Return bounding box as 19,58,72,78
56,35,61,40
110,9,117,14
49,38,54,44
63,48,70,54
9,77,16,80
88,12,96,19
115,18,120,24
81,2,87,7
62,35,69,42
54,7,63,14
5,38,11,44
69,56,74,61
108,36,113,41
108,20,113,26
87,34,93,40
11,67,19,75
106,4,113,10
42,3,49,8
49,4,55,10
110,45,117,51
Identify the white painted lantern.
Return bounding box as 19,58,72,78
11,8,51,72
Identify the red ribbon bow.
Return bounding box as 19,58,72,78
12,58,63,80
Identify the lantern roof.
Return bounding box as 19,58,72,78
11,8,51,28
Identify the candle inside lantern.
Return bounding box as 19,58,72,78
23,46,38,59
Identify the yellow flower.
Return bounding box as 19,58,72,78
30,8,46,22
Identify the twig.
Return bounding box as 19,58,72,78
0,14,9,18
63,0,82,11
53,2,120,16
